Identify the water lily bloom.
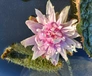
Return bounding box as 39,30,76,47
21,0,82,65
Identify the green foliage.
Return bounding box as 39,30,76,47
1,43,62,72
76,20,82,35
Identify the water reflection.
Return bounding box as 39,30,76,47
20,57,92,76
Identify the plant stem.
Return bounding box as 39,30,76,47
66,60,73,76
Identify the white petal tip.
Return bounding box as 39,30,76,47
32,57,36,60
47,0,52,7
35,8,38,12
66,6,70,9
25,20,30,25
52,61,58,66
20,41,23,44
21,41,27,48
77,43,82,49
46,56,50,60
65,58,68,62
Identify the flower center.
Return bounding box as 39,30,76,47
46,22,62,38
38,22,64,44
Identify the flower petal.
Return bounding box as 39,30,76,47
50,53,59,66
65,37,81,52
73,40,82,48
32,45,45,60
53,38,62,44
37,42,49,54
21,35,36,48
25,20,43,34
35,36,44,47
46,0,56,22
57,6,70,24
57,46,68,61
65,37,76,46
61,41,70,50
66,37,82,49
61,41,74,52
64,19,77,27
35,9,47,24
63,31,75,37
62,24,77,32
70,32,80,38
46,46,56,60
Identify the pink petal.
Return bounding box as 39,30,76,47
65,38,81,52
53,38,62,44
61,41,70,50
61,41,74,53
57,6,70,24
57,46,68,61
46,0,56,22
46,46,56,60
32,45,38,51
70,32,80,38
21,35,36,48
32,45,45,60
37,42,49,53
65,37,76,46
38,32,46,40
73,40,82,48
35,36,43,47
62,24,76,32
63,19,77,27
25,20,43,34
51,54,59,66
41,41,49,50
63,31,75,37
35,9,47,24
66,37,82,49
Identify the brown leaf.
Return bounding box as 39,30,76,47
70,0,81,23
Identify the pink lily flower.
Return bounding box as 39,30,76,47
21,0,82,65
